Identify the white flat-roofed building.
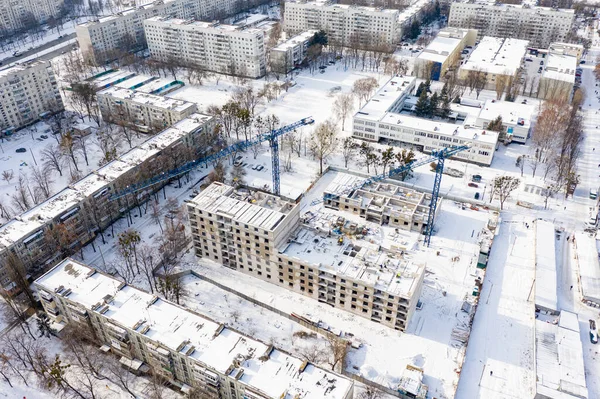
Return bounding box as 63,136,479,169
539,53,577,102
415,27,477,80
351,76,498,166
0,61,63,132
476,99,535,144
0,114,212,292
35,258,354,399
548,42,584,62
534,220,558,315
144,17,266,78
535,311,589,399
574,233,600,306
283,1,401,48
0,0,63,34
459,37,529,90
97,86,197,132
448,1,574,48
187,179,425,331
270,30,317,74
76,0,241,65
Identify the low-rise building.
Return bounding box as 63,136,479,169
476,99,535,144
35,258,354,399
459,36,529,90
270,30,317,74
415,27,477,80
538,52,577,102
534,310,589,399
97,86,197,132
0,115,213,292
548,42,584,62
448,1,574,48
0,61,63,133
144,17,266,78
351,76,499,166
187,178,426,331
283,1,401,48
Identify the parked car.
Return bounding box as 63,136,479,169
474,192,480,200
468,182,478,188
580,60,586,64
15,148,26,153
318,65,327,70
256,165,264,171
525,58,533,62
40,134,48,139
590,319,598,344
540,60,544,65
472,174,482,182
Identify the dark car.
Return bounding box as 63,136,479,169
591,319,598,344
580,60,586,64
468,182,478,188
15,148,26,153
472,174,482,182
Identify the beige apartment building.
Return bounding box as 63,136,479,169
270,30,317,74
187,181,425,331
144,17,266,78
0,115,213,293
0,61,63,133
35,258,354,399
283,0,401,48
448,1,574,48
97,86,198,132
75,0,240,64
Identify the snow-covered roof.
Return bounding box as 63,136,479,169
0,61,50,79
398,0,432,25
286,0,400,15
115,75,156,90
462,37,529,76
190,183,295,231
542,53,577,83
534,220,558,313
91,70,137,89
35,259,354,399
273,30,318,52
478,99,535,130
145,16,264,35
98,86,197,113
574,233,600,304
135,77,183,94
451,0,574,13
417,28,471,64
535,311,588,399
354,76,499,146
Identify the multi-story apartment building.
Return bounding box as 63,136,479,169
415,27,477,80
75,0,242,65
351,76,499,165
97,86,198,132
35,258,354,399
144,17,266,78
283,1,401,48
270,30,317,74
0,0,62,34
0,114,214,292
187,180,426,331
459,36,529,90
448,1,574,48
0,61,63,133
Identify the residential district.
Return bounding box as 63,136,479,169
0,0,598,398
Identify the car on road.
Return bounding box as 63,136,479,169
12,51,22,57
15,148,26,153
590,319,598,344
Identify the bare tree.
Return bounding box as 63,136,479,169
41,144,66,177
341,137,356,168
1,169,14,184
60,132,80,172
139,244,159,293
31,165,54,200
492,176,520,210
150,200,164,233
333,93,355,131
352,77,378,106
358,385,384,399
326,335,347,372
494,73,509,100
309,120,339,175
11,174,32,211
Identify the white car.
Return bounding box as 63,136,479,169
590,319,598,344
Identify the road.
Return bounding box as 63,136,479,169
0,33,76,66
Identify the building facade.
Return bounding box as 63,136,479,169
0,0,62,34
35,258,354,399
448,2,574,48
414,27,477,80
538,52,577,102
144,17,266,78
97,86,198,132
0,115,213,292
0,61,63,133
283,1,401,48
351,76,499,166
187,181,425,331
75,0,242,65
270,30,317,74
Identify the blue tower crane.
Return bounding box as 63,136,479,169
311,145,469,246
109,117,314,201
